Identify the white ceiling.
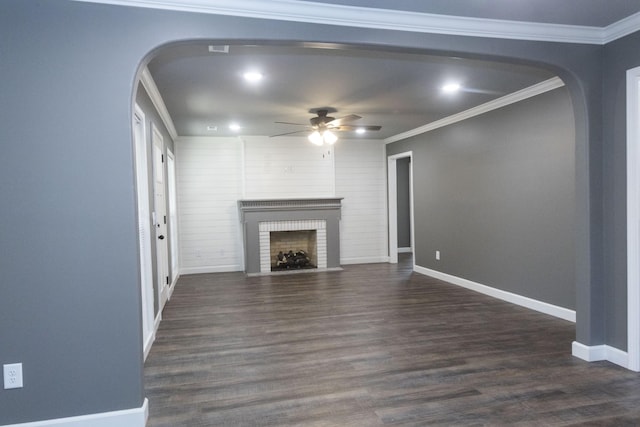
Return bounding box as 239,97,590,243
134,0,640,140
148,44,554,139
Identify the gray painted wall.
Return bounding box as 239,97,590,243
388,88,575,309
602,30,640,350
397,157,412,248
0,0,625,424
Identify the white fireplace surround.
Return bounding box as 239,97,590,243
259,220,327,273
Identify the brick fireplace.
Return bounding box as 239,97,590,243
238,198,342,275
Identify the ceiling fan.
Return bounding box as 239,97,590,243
272,108,382,145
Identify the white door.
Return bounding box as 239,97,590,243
133,105,155,359
152,124,170,310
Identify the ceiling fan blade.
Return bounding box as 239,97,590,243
269,130,307,137
327,114,361,127
335,125,382,131
274,121,309,126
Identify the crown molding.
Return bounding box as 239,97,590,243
385,77,565,144
604,11,640,44
140,66,178,140
73,0,640,45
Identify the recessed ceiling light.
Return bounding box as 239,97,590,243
243,71,263,83
229,122,241,131
442,83,462,93
356,128,366,134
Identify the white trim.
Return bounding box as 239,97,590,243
180,265,243,275
408,157,415,267
572,342,606,362
140,67,178,140
414,265,576,322
143,329,156,361
385,77,565,144
2,399,148,427
341,256,390,265
167,273,180,301
387,151,413,264
604,11,640,44
72,0,640,44
166,149,179,287
627,66,640,372
154,312,162,333
133,103,155,363
398,247,412,253
387,156,398,264
607,345,631,368
572,342,629,369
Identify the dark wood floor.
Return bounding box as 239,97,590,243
145,255,640,426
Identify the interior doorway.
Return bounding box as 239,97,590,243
387,151,414,265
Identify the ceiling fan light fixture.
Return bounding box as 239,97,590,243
308,131,323,145
323,130,338,145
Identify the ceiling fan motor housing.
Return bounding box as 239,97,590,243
310,110,335,127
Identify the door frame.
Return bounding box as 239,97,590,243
133,104,155,360
387,151,414,264
627,65,640,372
166,148,179,296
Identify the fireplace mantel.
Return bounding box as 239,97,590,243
238,198,343,222
238,198,343,274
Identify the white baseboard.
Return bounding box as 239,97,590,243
143,329,156,361
154,312,162,331
341,256,390,265
572,341,629,368
180,264,243,275
398,247,412,253
2,399,148,427
167,274,180,300
414,265,576,322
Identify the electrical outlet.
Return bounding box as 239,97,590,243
436,250,441,261
4,363,23,389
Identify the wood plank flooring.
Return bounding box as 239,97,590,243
145,256,640,426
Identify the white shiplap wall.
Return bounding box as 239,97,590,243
335,139,389,264
176,137,243,274
242,136,335,198
176,136,388,273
